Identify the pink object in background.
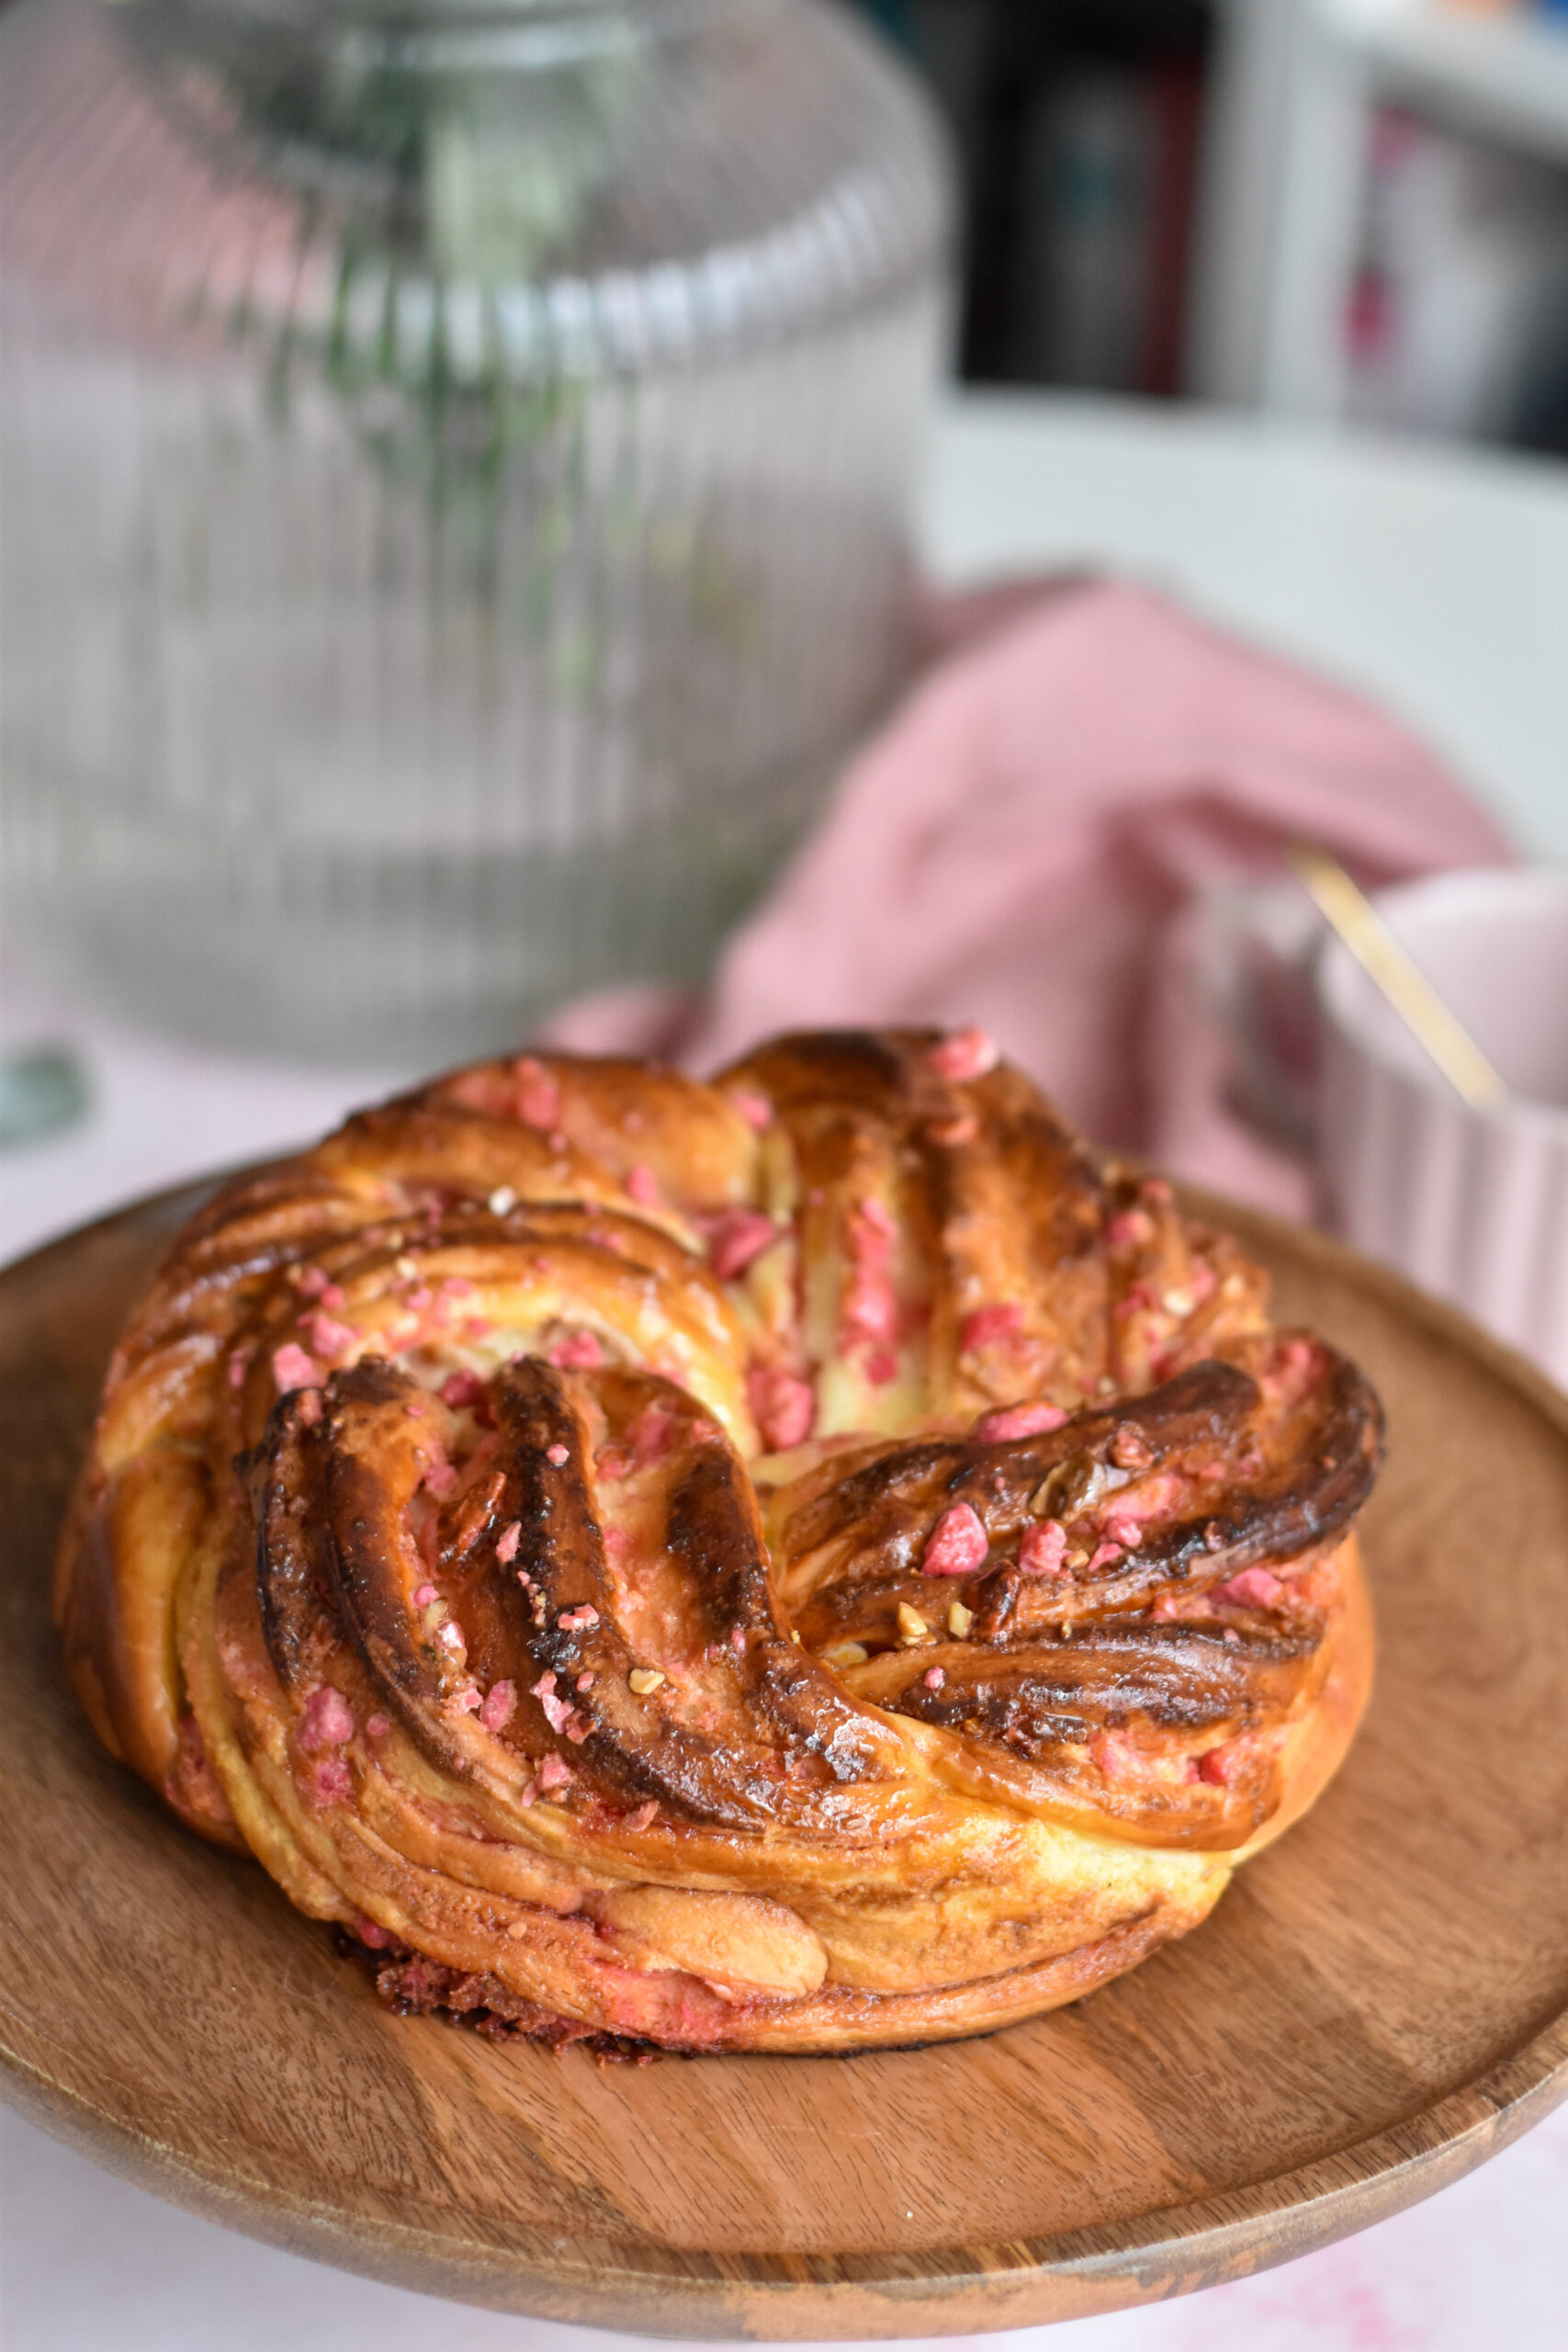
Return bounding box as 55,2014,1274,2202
1318,868,1568,1387
540,581,1511,1216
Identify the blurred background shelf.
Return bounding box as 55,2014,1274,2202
1337,0,1568,167
1192,0,1568,433
857,0,1568,452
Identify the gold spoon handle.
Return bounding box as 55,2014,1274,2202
1289,842,1506,1112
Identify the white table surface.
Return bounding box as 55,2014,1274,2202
4,390,1566,2350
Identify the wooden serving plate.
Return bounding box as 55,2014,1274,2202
2,1180,1565,2339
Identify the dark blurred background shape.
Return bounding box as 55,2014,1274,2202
858,0,1212,396
852,0,1568,452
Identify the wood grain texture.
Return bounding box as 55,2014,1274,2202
1,1179,1565,2338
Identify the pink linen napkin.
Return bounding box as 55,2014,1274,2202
538,581,1512,1217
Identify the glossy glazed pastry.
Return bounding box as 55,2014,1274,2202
56,1028,1380,2052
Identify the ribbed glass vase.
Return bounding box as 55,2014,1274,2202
0,0,952,1057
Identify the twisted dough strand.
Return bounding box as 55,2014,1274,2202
57,1029,1380,2052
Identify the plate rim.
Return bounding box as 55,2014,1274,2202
4,1173,1567,2337
5,2012,1562,2336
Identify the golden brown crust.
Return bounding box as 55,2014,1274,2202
55,1028,1381,2051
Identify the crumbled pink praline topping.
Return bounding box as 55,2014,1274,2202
310,1758,354,1807
1111,1424,1155,1470
1196,1740,1243,1786
479,1679,516,1734
749,1365,814,1451
353,1912,397,1950
227,1351,247,1389
923,1666,945,1690
532,1671,577,1735
974,1399,1068,1442
537,1752,573,1793
366,1713,391,1739
1086,1540,1123,1573
1114,1280,1160,1323
558,1604,600,1632
512,1055,561,1131
546,1442,570,1466
1211,1566,1285,1609
1102,1511,1144,1550
548,1330,604,1370
928,1026,998,1083
1019,1520,1068,1577
922,1502,989,1578
627,1400,679,1459
272,1342,321,1393
440,1368,486,1409
298,1268,346,1308
1107,1208,1154,1249
729,1090,773,1132
623,1799,659,1831
495,1521,521,1564
297,1389,324,1429
626,1163,660,1206
306,1311,355,1360
299,1684,355,1752
841,1197,900,1360
595,1446,631,1481
452,1685,482,1713
705,1210,777,1282
412,1582,439,1608
1091,1729,1139,1780
959,1303,1023,1354
423,1460,458,1498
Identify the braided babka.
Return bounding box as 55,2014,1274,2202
56,1027,1380,2052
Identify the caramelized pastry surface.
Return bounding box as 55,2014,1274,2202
57,1028,1380,2051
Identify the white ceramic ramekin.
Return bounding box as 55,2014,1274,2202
1316,867,1568,1392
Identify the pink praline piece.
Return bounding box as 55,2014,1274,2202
298,1685,355,1752
928,1025,998,1083
921,1502,988,1578
479,1679,516,1734
706,1210,777,1282
1019,1520,1068,1577
973,1399,1068,1442
749,1366,814,1451
272,1341,321,1394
